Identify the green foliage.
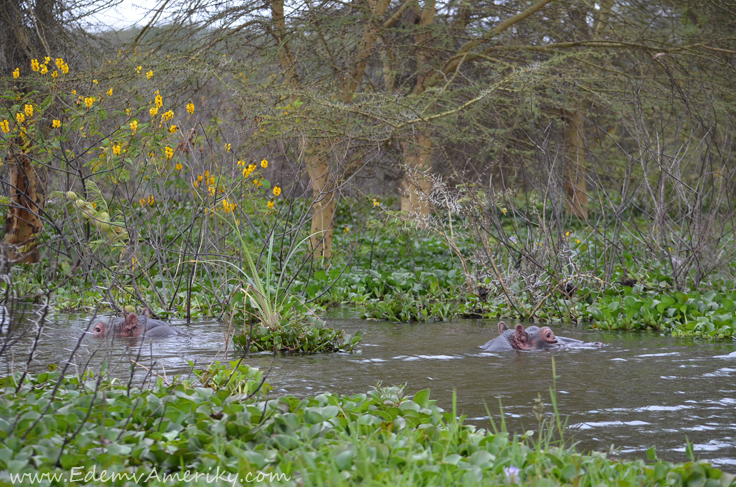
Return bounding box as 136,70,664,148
586,288,736,338
1,370,734,486
233,318,364,354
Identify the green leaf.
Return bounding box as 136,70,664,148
413,389,430,408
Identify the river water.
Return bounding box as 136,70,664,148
3,311,736,467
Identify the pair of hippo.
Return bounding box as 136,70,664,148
480,322,603,351
92,311,186,339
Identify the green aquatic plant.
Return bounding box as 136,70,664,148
1,366,733,486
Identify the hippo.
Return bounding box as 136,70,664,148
92,312,186,338
480,322,603,351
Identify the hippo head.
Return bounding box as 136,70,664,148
525,325,558,349
120,313,143,337
92,321,108,338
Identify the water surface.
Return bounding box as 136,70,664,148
3,312,736,467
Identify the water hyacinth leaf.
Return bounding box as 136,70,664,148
414,389,430,408
335,449,354,470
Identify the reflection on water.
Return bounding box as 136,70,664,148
3,311,736,468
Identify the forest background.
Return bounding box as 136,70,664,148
1,0,736,335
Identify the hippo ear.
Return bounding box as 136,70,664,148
514,324,528,342
125,313,139,330
498,321,509,333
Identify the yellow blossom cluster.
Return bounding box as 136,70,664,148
0,120,9,133
13,68,19,78
241,162,257,178
161,110,174,122
186,102,195,115
169,125,178,133
150,106,158,117
225,143,231,152
84,97,95,109
24,104,33,117
16,113,24,124
222,199,236,213
139,195,155,207
267,201,274,209
165,146,174,159
112,143,121,156
373,198,380,207
261,158,268,168
52,119,61,128
147,70,153,79
175,163,183,171
29,57,68,76
273,186,281,197
130,120,138,134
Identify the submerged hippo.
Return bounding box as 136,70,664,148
92,312,187,338
480,322,603,351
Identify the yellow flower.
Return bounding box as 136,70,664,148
344,226,350,234
0,120,9,133
31,59,39,71
175,163,182,171
273,186,281,197
52,119,61,128
40,65,48,75
193,180,199,188
149,106,158,117
61,63,69,74
84,97,95,109
161,110,173,122
169,125,178,133
72,90,76,95
225,143,231,152
186,102,195,114
44,57,50,64
107,88,113,96
204,170,209,178
576,239,581,244
24,104,33,117
148,195,154,206
198,174,203,182
12,68,19,78
165,146,173,159
146,70,153,79
261,158,268,168
51,70,58,78
155,95,163,109
139,198,146,207
373,198,379,207
501,207,507,215
130,120,138,134
126,108,130,115
566,231,570,237
112,143,121,156
55,58,64,69
135,66,142,74
267,200,274,209
15,113,24,124
93,79,98,85
208,176,215,187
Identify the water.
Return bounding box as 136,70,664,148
3,311,736,467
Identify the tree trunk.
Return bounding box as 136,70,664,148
306,147,336,259
563,108,588,220
400,132,433,217
4,145,45,263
